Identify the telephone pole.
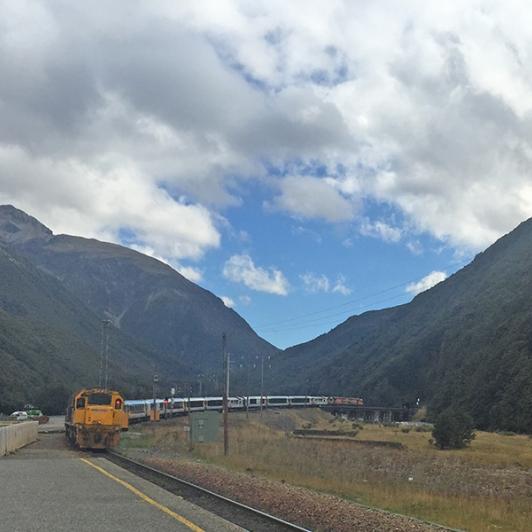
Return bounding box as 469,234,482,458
152,373,158,422
99,319,111,389
260,353,264,417
246,358,250,419
222,333,229,456
103,320,111,390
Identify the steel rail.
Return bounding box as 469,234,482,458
105,450,311,532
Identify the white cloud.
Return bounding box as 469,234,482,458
176,265,203,283
2,1,532,256
406,271,447,296
271,176,357,222
301,273,330,293
223,254,289,295
239,295,252,306
116,244,204,283
221,296,235,308
360,220,402,243
406,241,423,255
0,148,220,264
332,275,352,295
301,272,351,295
180,1,532,249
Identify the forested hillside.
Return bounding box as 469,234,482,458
3,203,532,432
273,218,532,433
0,205,277,413
0,206,277,373
0,245,186,413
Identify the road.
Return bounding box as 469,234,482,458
38,415,65,433
0,434,242,532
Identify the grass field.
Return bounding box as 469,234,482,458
121,409,532,531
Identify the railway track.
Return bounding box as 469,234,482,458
104,450,311,532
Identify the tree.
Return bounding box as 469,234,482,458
34,384,72,415
432,407,475,449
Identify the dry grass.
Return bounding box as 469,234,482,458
122,410,532,531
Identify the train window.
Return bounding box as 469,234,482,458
87,393,112,405
76,398,85,409
207,399,223,407
115,398,122,410
269,398,288,404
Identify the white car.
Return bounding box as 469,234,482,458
10,411,29,421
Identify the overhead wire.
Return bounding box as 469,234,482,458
255,277,418,335
258,290,409,334
255,277,418,329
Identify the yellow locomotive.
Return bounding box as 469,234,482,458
65,388,128,449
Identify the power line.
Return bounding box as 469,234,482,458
255,277,417,329
259,291,409,334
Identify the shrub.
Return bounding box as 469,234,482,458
401,427,411,433
432,408,475,450
414,425,433,433
497,430,516,437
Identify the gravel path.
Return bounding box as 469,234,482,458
126,450,444,531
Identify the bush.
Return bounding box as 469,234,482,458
34,384,72,415
497,430,516,437
432,408,475,449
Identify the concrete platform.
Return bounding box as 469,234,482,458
38,415,65,433
0,434,242,532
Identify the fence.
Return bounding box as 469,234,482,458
0,421,38,456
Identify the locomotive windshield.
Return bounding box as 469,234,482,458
87,393,112,405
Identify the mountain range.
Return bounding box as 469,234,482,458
1,204,532,432
271,218,532,433
0,205,276,412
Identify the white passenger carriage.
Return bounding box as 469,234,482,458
126,394,331,423
267,395,289,407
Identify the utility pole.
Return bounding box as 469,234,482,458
222,333,229,456
260,353,264,417
103,320,111,390
187,382,193,451
245,358,250,419
98,320,111,388
98,321,105,388
260,354,271,416
152,374,158,421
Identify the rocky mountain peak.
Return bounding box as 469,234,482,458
0,205,53,244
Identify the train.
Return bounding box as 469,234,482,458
124,395,331,422
124,395,364,422
65,388,128,450
66,390,363,449
327,396,364,406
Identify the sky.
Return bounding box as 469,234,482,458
1,1,532,348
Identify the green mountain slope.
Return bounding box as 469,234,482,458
0,205,277,377
273,219,532,432
0,244,185,413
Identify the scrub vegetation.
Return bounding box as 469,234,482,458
121,409,532,532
